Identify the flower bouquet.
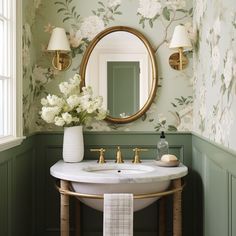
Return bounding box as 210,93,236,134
40,73,107,162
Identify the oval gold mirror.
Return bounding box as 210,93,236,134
79,26,158,123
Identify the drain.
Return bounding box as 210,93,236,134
117,170,121,173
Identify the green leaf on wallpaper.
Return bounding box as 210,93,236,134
168,125,177,131
162,7,170,21
55,2,66,6
98,1,105,7
188,8,193,16
98,8,105,12
153,14,160,21
92,10,97,15
154,125,161,131
149,119,154,122
113,5,118,11
176,9,188,13
63,17,71,22
149,20,153,28
139,18,145,24
115,11,122,15
57,8,66,13
142,113,147,121
71,6,76,13
171,102,177,107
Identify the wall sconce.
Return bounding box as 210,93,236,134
47,27,71,71
169,25,192,71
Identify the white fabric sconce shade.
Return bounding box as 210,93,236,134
47,27,71,52
169,25,192,71
169,25,192,50
47,27,71,71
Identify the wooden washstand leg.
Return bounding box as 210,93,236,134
173,178,182,236
158,197,166,236
75,200,81,236
60,180,70,236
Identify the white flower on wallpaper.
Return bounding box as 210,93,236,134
80,16,105,41
137,0,162,19
34,0,42,9
223,49,235,89
22,23,32,68
32,66,49,84
107,0,121,8
211,45,220,72
194,0,207,26
176,105,193,131
184,22,195,41
165,0,186,10
209,105,234,145
213,17,221,38
68,30,83,48
44,23,54,33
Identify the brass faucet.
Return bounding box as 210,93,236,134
90,148,106,164
115,146,124,163
132,148,148,163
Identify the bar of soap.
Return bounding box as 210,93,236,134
161,154,178,162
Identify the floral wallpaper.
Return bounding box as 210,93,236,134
193,0,236,150
22,0,193,134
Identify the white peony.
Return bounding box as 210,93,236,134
108,0,121,8
67,95,80,108
211,45,220,72
80,16,104,41
54,116,65,126
62,112,73,124
137,0,162,19
47,94,64,107
223,50,234,89
166,0,186,10
59,82,71,96
41,106,61,123
41,98,48,106
40,74,107,127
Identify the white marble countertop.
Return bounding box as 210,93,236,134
50,160,188,184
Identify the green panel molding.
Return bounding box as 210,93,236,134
1,132,236,236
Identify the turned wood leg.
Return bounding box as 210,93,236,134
173,179,182,236
158,197,166,236
75,200,81,236
60,180,70,236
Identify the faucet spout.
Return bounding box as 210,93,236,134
115,146,124,163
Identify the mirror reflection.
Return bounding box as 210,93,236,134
85,31,153,118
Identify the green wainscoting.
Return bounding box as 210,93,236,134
34,132,193,236
0,136,36,236
1,132,235,236
192,134,236,236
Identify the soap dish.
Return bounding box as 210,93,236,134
155,160,180,167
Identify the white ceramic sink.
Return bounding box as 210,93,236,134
50,160,188,212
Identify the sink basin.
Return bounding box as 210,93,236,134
50,160,188,212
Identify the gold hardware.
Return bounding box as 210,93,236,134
90,148,106,164
115,146,124,163
55,179,186,199
169,47,188,71
132,148,148,163
51,51,71,71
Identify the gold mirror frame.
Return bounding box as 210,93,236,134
79,26,158,124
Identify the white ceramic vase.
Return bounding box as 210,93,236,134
63,125,84,162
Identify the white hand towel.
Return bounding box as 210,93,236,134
103,193,133,236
